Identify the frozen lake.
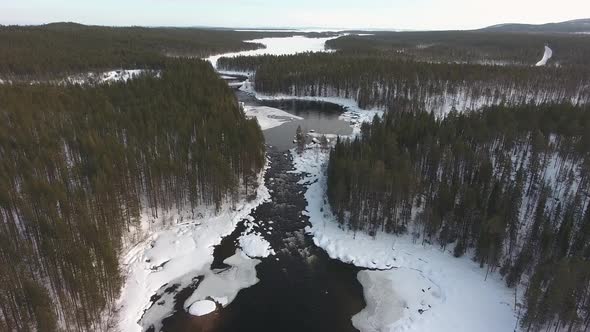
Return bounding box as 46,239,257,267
206,34,338,69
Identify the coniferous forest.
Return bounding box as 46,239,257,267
327,101,590,330
0,59,265,331
0,23,301,80
217,30,590,331
325,31,590,66
2,18,590,332
218,52,590,114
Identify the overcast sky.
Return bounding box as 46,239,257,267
1,0,588,30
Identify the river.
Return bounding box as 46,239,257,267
129,33,520,332
138,34,368,332
160,148,364,332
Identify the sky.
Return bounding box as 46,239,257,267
1,0,589,30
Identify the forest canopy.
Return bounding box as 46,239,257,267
218,52,590,112
0,59,265,331
325,31,590,67
327,101,590,330
0,22,298,79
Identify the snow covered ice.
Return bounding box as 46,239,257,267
239,232,275,258
243,105,303,130
188,300,217,316
184,249,261,316
352,269,442,332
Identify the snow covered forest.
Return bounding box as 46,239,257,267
327,102,590,330
2,17,590,332
0,60,265,331
0,23,303,80
219,52,590,115
325,31,590,66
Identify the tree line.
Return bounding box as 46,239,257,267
327,100,590,331
0,22,299,80
218,52,590,114
326,31,590,67
0,59,265,331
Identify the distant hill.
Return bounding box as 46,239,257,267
482,18,590,33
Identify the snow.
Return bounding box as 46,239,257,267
243,105,303,130
188,300,217,316
184,249,261,316
220,75,240,80
1,70,156,86
64,69,159,85
207,35,340,69
352,269,442,332
95,69,146,83
291,146,519,332
239,232,275,258
234,28,341,33
238,213,275,258
535,45,553,66
228,81,246,88
116,165,270,332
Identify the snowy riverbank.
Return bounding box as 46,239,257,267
116,165,271,332
290,146,519,332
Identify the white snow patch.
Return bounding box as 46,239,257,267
64,69,159,85
227,81,246,88
188,300,217,316
184,249,260,315
291,147,518,332
237,212,275,258
243,105,303,130
535,45,553,66
353,269,442,332
220,75,240,80
239,232,275,258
